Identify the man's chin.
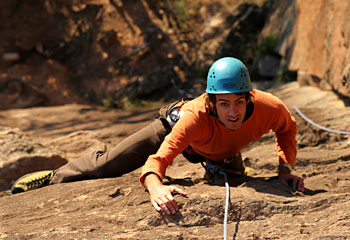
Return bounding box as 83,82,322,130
225,123,240,131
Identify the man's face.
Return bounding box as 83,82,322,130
215,93,248,131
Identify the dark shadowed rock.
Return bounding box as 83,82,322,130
251,55,281,79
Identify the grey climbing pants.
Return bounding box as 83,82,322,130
50,101,245,184
50,102,178,184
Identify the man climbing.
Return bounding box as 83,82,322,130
11,57,305,215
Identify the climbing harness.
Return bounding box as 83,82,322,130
166,106,184,126
292,106,350,135
201,160,230,240
165,97,193,127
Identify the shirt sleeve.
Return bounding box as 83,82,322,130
140,110,204,185
271,101,297,167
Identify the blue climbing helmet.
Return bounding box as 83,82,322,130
206,57,252,94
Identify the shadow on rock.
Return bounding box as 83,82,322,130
245,176,328,197
183,174,328,198
163,176,196,187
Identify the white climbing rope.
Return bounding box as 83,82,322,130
223,172,230,240
292,106,350,135
201,161,230,240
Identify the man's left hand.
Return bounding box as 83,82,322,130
278,166,305,192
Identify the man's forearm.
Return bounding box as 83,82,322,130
278,164,291,175
144,172,163,191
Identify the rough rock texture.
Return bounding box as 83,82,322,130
263,0,350,96
0,0,192,109
0,103,161,192
0,1,270,109
1,83,350,239
289,0,350,95
198,2,267,67
0,126,67,191
1,1,350,109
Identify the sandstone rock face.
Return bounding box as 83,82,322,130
289,0,350,96
0,103,160,192
264,0,350,96
1,1,350,108
0,1,274,109
0,84,350,239
0,0,189,109
0,126,67,191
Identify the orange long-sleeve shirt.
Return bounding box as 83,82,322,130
140,90,297,184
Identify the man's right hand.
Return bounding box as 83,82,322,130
144,173,187,215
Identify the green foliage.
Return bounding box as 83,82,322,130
165,0,200,30
275,65,297,84
190,65,208,79
168,0,187,19
239,0,266,7
101,95,165,110
255,32,280,57
275,66,288,85
101,96,118,108
275,66,297,84
121,97,164,110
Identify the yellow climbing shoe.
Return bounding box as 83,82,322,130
11,170,54,194
244,167,255,174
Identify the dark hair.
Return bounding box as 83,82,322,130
204,91,254,112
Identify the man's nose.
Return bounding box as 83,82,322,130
228,105,236,115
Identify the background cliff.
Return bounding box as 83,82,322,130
1,0,349,109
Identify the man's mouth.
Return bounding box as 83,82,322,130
228,117,240,123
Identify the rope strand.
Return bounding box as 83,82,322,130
223,172,230,240
292,106,350,135
201,160,230,240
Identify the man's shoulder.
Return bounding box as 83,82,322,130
254,89,277,99
182,94,208,114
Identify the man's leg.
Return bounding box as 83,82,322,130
223,152,246,175
51,118,170,183
203,152,246,180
